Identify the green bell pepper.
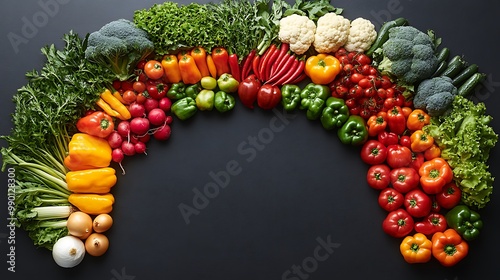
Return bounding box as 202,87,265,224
214,91,235,113
446,204,483,241
338,115,368,146
171,97,197,120
167,82,187,100
320,97,349,130
281,84,301,112
186,83,202,99
299,83,330,120
195,89,215,111
217,73,239,93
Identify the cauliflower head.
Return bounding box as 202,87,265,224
313,13,350,53
344,18,377,53
278,14,316,55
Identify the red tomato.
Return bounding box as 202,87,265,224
361,140,388,165
147,83,168,100
386,144,412,169
382,209,414,238
404,189,432,218
133,81,146,93
144,60,164,80
366,164,391,190
390,167,420,193
378,188,404,212
436,182,462,209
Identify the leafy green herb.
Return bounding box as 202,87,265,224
424,96,498,209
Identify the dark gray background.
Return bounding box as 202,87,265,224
1,0,499,279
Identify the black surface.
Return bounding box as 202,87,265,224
1,0,499,279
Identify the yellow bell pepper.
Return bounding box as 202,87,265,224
399,233,432,264
64,133,112,171
304,54,341,85
66,167,117,194
68,193,115,215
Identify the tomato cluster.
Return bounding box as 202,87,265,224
107,61,174,172
359,107,461,239
329,48,412,120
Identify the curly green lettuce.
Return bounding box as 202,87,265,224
424,96,498,209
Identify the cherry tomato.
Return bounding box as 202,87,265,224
358,78,372,89
144,60,164,80
136,60,147,70
355,53,371,66
133,81,146,93
377,88,387,99
136,92,147,104
379,76,393,89
345,98,358,109
121,80,134,92
347,85,363,99
399,135,411,149
122,90,137,104
350,73,365,84
364,88,377,98
147,83,168,100
112,80,122,91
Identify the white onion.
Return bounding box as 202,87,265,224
52,236,85,268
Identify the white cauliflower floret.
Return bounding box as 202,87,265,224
344,18,377,52
278,14,316,55
313,13,350,53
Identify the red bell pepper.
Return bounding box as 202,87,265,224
386,144,412,169
237,74,261,109
436,182,462,209
212,47,230,77
366,164,391,190
386,106,406,135
76,111,114,138
389,167,420,193
360,140,388,165
257,84,281,110
414,213,447,235
409,152,425,172
382,209,415,238
377,131,399,147
378,188,404,212
404,189,432,218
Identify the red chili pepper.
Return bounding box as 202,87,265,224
289,72,307,84
228,53,241,82
274,58,305,86
241,50,256,80
258,44,277,81
252,55,261,80
270,43,290,77
387,106,406,135
264,45,282,80
266,53,296,85
212,47,230,77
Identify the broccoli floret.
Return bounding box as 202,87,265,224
85,19,154,81
380,26,439,85
413,76,458,116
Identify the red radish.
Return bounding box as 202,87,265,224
112,148,126,175
158,97,172,112
129,134,140,144
121,141,136,156
116,121,131,138
153,124,171,141
144,98,159,112
148,108,167,126
107,131,123,149
129,117,150,135
128,102,146,118
138,133,151,143
165,116,173,125
134,142,147,154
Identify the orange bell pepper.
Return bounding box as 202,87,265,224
191,46,210,77
367,113,387,137
418,157,453,194
406,109,430,131
399,233,432,264
410,130,434,152
432,228,469,267
161,55,182,84
424,144,441,160
304,54,341,85
178,54,202,85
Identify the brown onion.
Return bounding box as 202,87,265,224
85,233,109,257
67,211,93,239
93,213,113,233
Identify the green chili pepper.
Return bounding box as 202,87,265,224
320,97,349,130
214,91,235,113
446,204,483,241
185,83,202,99
280,84,301,112
166,82,187,100
217,73,239,93
299,83,330,120
338,115,368,145
171,97,197,120
195,89,215,111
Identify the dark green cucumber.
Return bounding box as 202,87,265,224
365,17,409,57
436,47,450,63
452,64,479,86
441,55,467,79
432,60,448,77
458,72,486,97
